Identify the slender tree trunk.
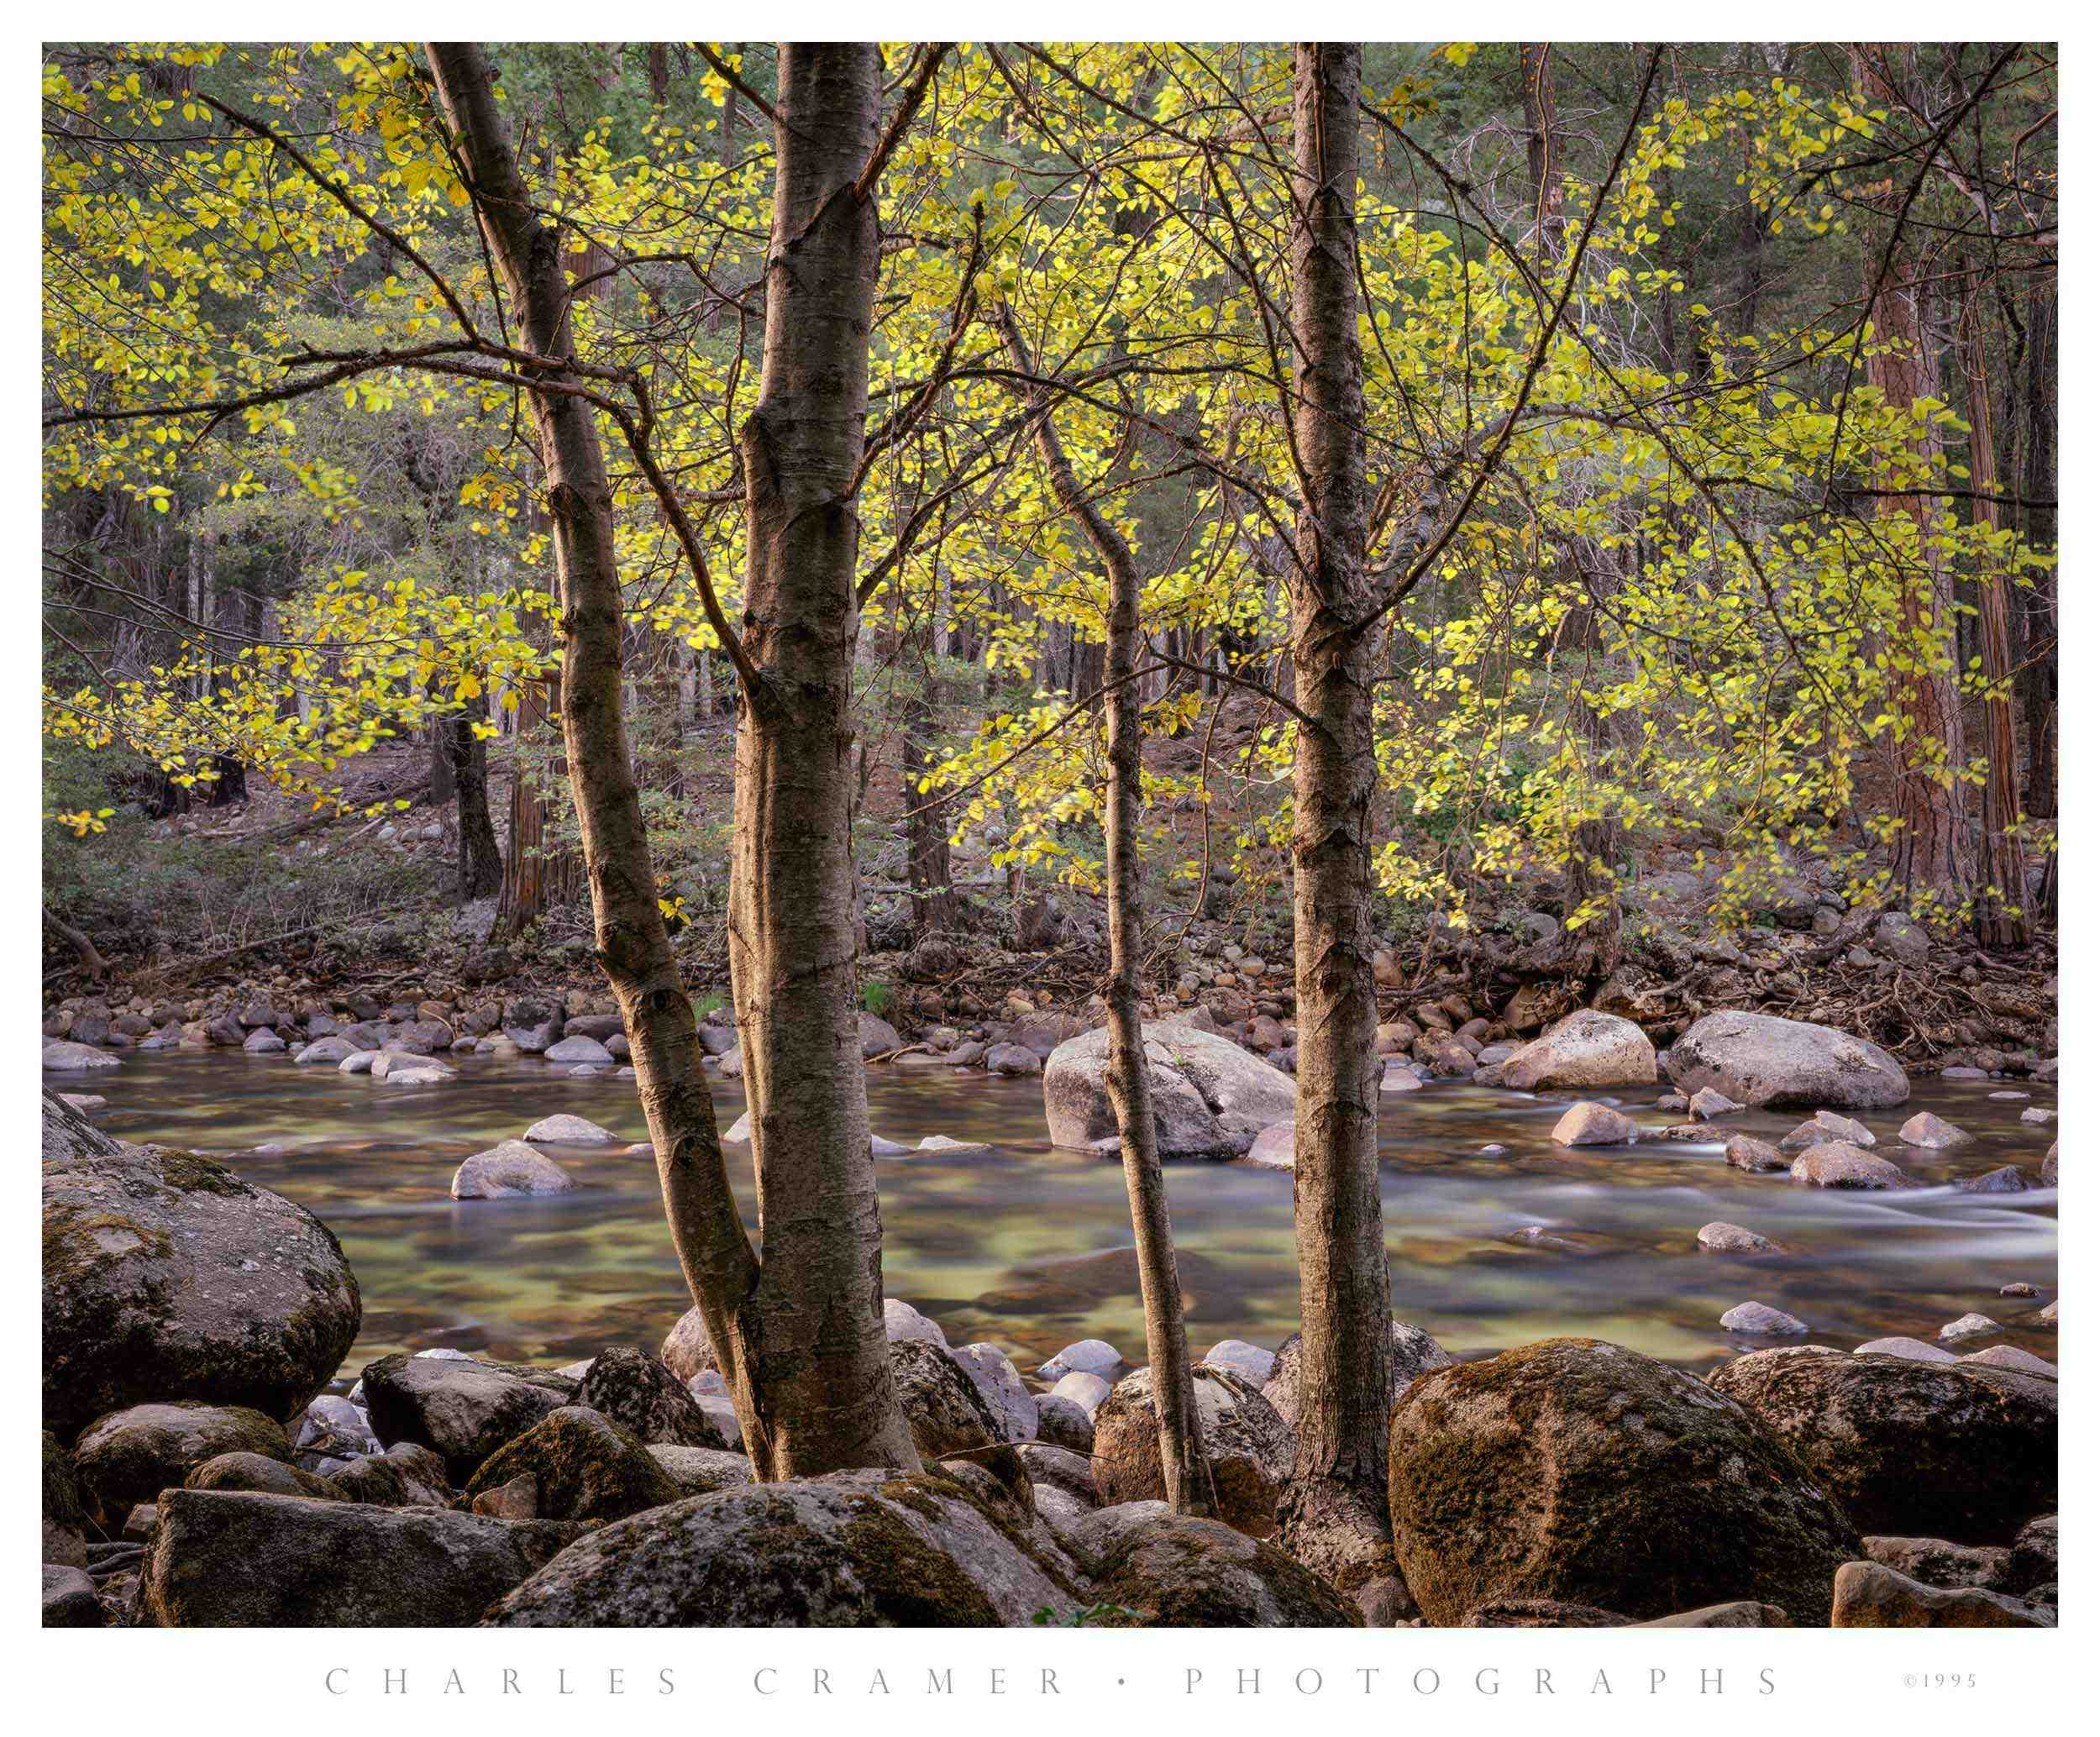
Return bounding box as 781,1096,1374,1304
725,41,920,1477
426,40,771,1465
1279,43,1399,1617
496,674,550,933
1958,283,2029,950
2017,279,2056,916
997,302,1215,1517
451,692,503,902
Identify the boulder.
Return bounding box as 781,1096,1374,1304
1829,1560,2050,1629
1043,1022,1296,1159
543,1035,614,1066
1092,1366,1293,1538
1263,1320,1453,1431
1780,1110,1875,1150
328,1441,454,1509
1072,1503,1361,1627
1720,1302,1808,1334
1499,1011,1656,1091
984,1042,1042,1076
501,1000,563,1053
463,1407,683,1522
1463,1598,1630,1627
858,1012,905,1057
43,1039,121,1073
358,1353,577,1484
1688,1086,1742,1119
186,1451,344,1500
1051,1371,1112,1416
1628,1602,1792,1628
949,1343,1038,1443
1861,1535,2013,1593
71,1402,291,1525
242,1027,286,1055
646,1446,754,1498
1203,1339,1277,1386
1037,1339,1119,1381
1551,1101,1639,1147
1854,1336,1957,1364
1791,1142,1908,1189
1666,1011,1908,1110
293,1036,358,1065
1939,1312,1999,1343
450,1141,575,1199
484,1469,1081,1626
1246,1121,1295,1168
41,1103,361,1441
2010,1514,2057,1593
1725,1133,1790,1173
522,1114,616,1145
1698,1222,1777,1254
1032,1395,1095,1455
575,1346,730,1449
1898,1111,1972,1149
42,1563,103,1628
1389,1338,1860,1627
140,1488,585,1626
1958,1165,2028,1194
889,1338,1016,1479
1706,1346,2056,1542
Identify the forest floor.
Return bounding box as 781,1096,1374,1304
41,693,2059,1076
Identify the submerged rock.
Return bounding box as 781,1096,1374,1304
41,1097,361,1441
1725,1133,1790,1173
1780,1110,1875,1151
1898,1111,1972,1149
1720,1301,1808,1335
1698,1222,1777,1254
141,1488,585,1626
1791,1142,1908,1189
522,1114,616,1145
483,1469,1081,1627
1666,1011,1908,1110
1707,1346,2055,1542
1388,1337,1860,1627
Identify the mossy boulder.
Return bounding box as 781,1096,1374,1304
1070,1502,1361,1627
1830,1560,2052,1628
42,1430,87,1567
42,1096,361,1441
1707,1346,2056,1543
483,1469,1084,1627
140,1488,587,1626
359,1353,577,1484
329,1441,455,1508
186,1450,345,1501
575,1346,729,1448
889,1337,1024,1488
464,1407,683,1523
1389,1337,1859,1627
71,1401,291,1527
1092,1365,1294,1538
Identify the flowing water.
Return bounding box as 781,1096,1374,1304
77,1051,2058,1380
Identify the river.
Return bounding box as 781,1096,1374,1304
78,1051,2058,1380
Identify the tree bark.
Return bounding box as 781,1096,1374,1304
450,692,503,903
997,303,1215,1518
425,40,772,1467
2016,278,2056,917
1278,43,1399,1614
724,42,920,1477
1958,283,2029,950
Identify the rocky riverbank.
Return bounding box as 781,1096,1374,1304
41,1083,2056,1629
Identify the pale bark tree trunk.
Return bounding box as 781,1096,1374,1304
1279,43,1399,1618
724,42,920,1477
426,41,783,1476
997,303,1215,1518
1958,282,2029,950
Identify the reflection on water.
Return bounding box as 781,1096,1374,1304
76,1051,2058,1378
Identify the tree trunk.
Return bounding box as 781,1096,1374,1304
2017,278,2056,917
724,41,920,1477
1851,45,1966,908
1958,283,2029,950
496,674,551,933
425,40,769,1467
997,302,1215,1518
451,692,503,903
1278,42,1399,1617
